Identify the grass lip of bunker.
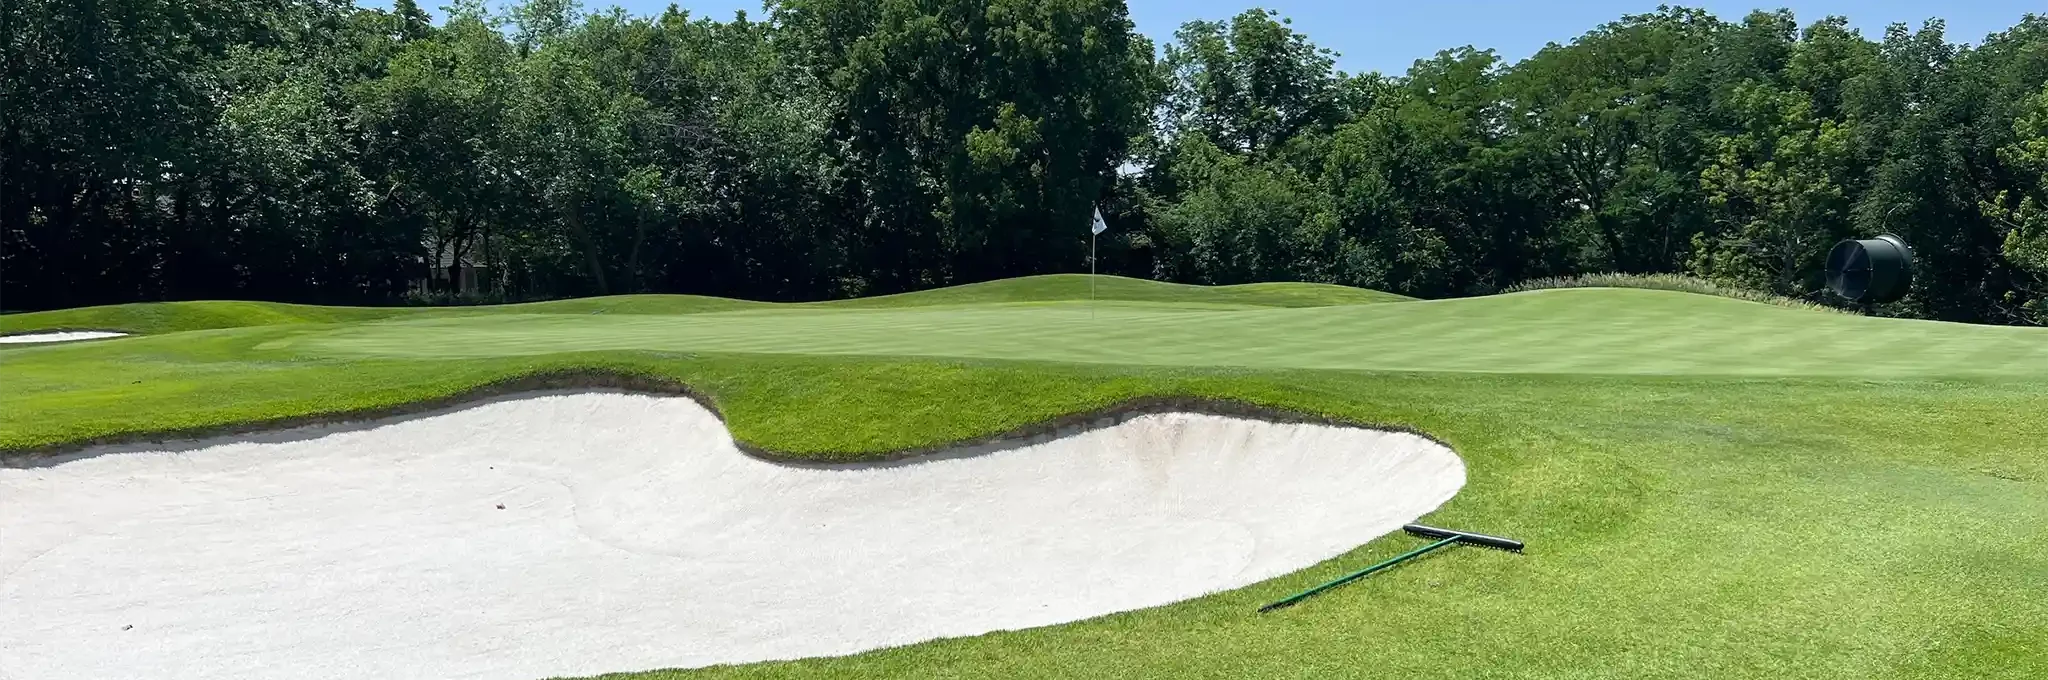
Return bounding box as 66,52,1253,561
0,389,1465,680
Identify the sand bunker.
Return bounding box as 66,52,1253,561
0,392,1463,680
0,331,128,344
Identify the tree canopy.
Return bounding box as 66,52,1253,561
7,1,2048,324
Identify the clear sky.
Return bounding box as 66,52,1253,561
396,1,2043,75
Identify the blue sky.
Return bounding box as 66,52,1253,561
394,1,2043,75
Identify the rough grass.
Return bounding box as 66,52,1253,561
0,275,1405,336
1505,273,1851,314
4,277,2045,679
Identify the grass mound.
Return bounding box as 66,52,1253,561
0,275,1406,336
491,294,768,315
0,300,410,336
828,274,1413,309
1504,273,1850,314
285,287,2048,379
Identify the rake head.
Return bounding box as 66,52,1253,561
1403,523,1524,553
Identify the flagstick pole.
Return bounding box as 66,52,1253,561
1090,231,1097,320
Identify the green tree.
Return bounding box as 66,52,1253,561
12,0,2048,325
1845,20,2003,320
1502,8,1722,273
357,4,518,295
1150,136,1335,284
1158,9,1344,156
1982,82,2048,322
774,0,1154,292
1688,18,1876,297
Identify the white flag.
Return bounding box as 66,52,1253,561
1091,208,1108,235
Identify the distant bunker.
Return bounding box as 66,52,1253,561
0,331,129,344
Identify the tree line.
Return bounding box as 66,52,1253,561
6,0,2048,323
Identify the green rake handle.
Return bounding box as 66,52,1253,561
1258,536,1460,613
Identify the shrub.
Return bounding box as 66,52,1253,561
401,289,514,307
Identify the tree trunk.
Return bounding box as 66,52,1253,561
566,211,609,295
1593,209,1627,273
626,211,648,293
447,238,467,296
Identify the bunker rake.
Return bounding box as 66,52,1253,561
1259,524,1523,613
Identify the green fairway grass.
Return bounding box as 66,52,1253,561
284,288,2048,379
3,277,2045,679
0,274,1406,336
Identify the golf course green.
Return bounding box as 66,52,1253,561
4,274,2046,679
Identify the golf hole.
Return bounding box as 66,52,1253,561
1,391,1464,679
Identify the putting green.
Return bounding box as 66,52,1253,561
3,276,2046,680
281,288,2048,379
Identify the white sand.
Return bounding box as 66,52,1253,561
0,331,128,344
0,392,1463,680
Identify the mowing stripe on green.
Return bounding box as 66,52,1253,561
285,289,2048,379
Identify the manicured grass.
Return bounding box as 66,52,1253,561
3,277,2044,679
826,274,1414,308
0,274,1405,336
0,300,414,335
283,288,2048,379
0,292,769,336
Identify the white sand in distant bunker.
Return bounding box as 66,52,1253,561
0,392,1465,680
0,331,127,344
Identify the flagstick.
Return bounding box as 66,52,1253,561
1089,206,1106,320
